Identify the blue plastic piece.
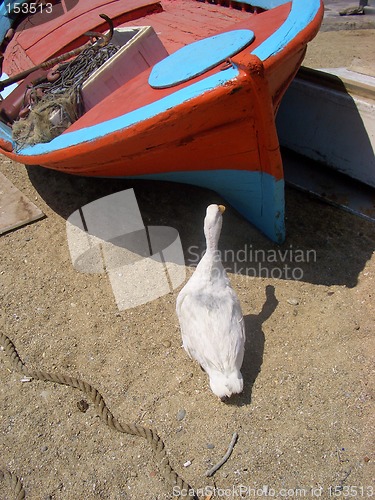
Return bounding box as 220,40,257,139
149,29,254,89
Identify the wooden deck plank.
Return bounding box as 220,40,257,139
125,2,288,53
125,0,255,51
149,10,248,33
3,0,162,72
0,172,44,234
19,0,161,50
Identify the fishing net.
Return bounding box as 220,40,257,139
12,42,118,150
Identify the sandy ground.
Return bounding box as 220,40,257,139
1,15,375,500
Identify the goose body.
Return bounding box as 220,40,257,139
176,204,245,399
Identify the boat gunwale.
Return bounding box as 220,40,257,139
0,0,324,159
4,65,243,158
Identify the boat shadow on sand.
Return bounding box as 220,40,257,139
26,162,375,293
25,165,374,406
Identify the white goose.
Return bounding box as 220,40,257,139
176,204,245,399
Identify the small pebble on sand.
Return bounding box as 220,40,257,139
177,409,186,421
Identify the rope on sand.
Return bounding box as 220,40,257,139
0,331,198,500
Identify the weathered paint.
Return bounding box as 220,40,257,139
252,0,321,60
16,65,241,156
0,0,324,241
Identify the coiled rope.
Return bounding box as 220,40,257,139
12,42,119,150
0,331,198,499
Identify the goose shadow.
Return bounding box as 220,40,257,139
228,284,278,406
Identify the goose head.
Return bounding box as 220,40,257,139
204,204,225,253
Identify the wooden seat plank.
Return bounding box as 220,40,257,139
4,0,161,70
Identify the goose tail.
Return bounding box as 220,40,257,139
209,369,243,399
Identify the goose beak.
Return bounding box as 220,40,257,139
218,205,226,214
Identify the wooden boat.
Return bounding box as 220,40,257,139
0,0,323,243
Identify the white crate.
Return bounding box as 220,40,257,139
81,26,168,111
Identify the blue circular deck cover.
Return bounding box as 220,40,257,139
149,29,255,89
